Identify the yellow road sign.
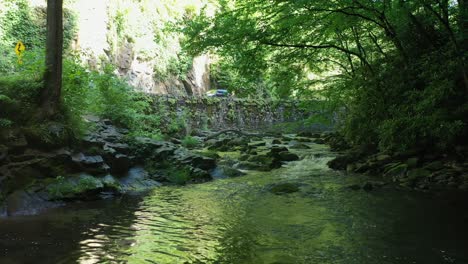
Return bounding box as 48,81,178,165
15,41,25,55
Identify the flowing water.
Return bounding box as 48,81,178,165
1,144,468,264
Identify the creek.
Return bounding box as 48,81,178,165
1,143,467,264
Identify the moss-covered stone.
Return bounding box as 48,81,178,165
269,183,300,195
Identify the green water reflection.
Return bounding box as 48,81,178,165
1,144,468,264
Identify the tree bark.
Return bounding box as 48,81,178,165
40,0,63,118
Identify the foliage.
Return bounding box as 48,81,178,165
165,166,192,185
47,175,104,199
181,135,200,148
183,0,468,152
0,0,77,74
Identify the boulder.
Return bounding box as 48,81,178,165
104,142,130,154
6,134,28,154
0,145,8,164
384,163,408,181
5,190,61,216
288,141,310,149
71,153,109,175
277,151,299,162
328,153,360,170
424,161,444,171
272,139,282,145
249,141,266,147
268,146,289,155
406,157,419,168
190,156,216,170
212,166,245,178
247,154,273,164
235,161,272,171
109,154,131,175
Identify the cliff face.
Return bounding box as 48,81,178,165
30,0,212,96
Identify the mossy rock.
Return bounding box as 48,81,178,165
384,163,408,180
269,183,300,195
214,165,245,178
247,154,273,164
46,174,104,200
235,161,272,171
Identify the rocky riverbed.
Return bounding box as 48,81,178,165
0,117,312,217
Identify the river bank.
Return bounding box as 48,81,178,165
0,117,316,217
324,133,468,192
1,135,468,263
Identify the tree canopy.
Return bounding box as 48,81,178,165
182,0,468,151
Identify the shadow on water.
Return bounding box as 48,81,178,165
1,143,468,263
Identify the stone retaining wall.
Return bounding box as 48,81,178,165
150,96,310,132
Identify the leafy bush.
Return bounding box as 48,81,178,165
181,135,199,148
165,166,192,185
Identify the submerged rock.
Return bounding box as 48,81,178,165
212,165,246,178
272,139,282,145
277,151,299,162
288,141,310,149
268,183,300,195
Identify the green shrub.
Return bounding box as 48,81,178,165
166,166,192,185
181,136,199,148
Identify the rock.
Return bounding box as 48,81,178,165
247,150,258,155
297,131,313,137
347,184,361,190
104,142,130,154
71,153,109,175
383,163,408,180
0,145,8,163
119,167,161,192
228,137,249,147
313,138,325,144
272,139,282,145
134,137,166,148
100,126,124,142
109,154,131,175
407,168,431,181
406,157,419,168
277,151,299,162
6,134,28,154
346,163,356,172
235,161,272,171
268,146,289,155
170,138,182,144
288,141,310,149
376,154,391,162
247,154,273,164
190,156,216,170
269,183,300,194
324,133,350,151
239,154,250,161
328,153,360,170
6,190,62,216
154,145,178,159
362,182,373,191
189,168,212,182
102,175,121,190
249,141,266,147
211,165,245,178
424,161,444,171
297,137,312,143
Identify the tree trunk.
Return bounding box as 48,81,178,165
457,0,468,92
40,0,63,118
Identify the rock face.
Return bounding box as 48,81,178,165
1,113,224,216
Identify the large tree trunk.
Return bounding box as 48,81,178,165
40,0,63,118
457,0,468,92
